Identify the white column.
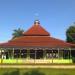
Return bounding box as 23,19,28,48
27,48,30,59
34,50,36,64
43,49,46,59
19,49,21,59
1,48,3,64
52,50,53,63
13,48,14,59
58,48,60,59
69,48,71,59
62,49,63,59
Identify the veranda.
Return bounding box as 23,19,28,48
0,47,73,64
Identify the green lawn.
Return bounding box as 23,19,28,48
0,59,72,64
0,68,75,75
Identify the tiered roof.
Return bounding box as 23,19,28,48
0,20,75,48
23,20,50,36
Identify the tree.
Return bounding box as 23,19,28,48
12,28,24,39
66,23,75,43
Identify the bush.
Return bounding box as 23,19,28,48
3,69,20,75
3,72,9,75
10,69,20,75
72,57,75,63
23,69,45,75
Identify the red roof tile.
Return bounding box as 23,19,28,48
0,36,74,48
23,20,50,36
0,20,75,48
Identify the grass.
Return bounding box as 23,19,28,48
0,68,75,75
0,59,72,64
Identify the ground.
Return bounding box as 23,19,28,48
0,68,75,75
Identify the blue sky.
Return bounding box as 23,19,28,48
0,0,75,43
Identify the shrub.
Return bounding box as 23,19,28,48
10,69,20,75
3,72,9,75
72,57,75,63
3,69,20,75
23,69,45,75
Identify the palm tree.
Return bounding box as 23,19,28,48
12,28,24,39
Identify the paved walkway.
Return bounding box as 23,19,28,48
0,65,75,69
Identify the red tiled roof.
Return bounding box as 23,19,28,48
23,21,50,36
0,36,74,48
0,20,75,48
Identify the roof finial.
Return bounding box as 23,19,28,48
34,13,40,25
34,20,40,25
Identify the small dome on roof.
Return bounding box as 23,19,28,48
34,20,40,25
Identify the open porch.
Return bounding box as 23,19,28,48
0,47,74,64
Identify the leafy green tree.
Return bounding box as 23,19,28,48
12,28,24,39
66,23,75,43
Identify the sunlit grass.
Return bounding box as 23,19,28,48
0,59,72,64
